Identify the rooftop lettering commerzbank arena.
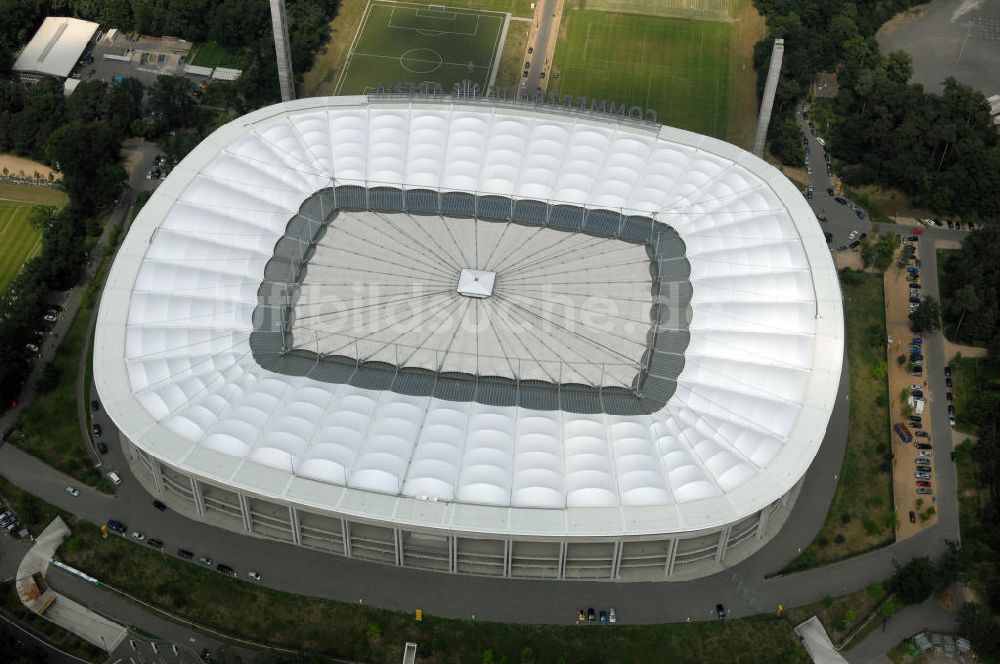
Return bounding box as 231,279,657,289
94,96,843,581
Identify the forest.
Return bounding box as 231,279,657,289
754,0,1000,220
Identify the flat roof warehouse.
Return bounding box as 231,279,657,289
13,17,99,79
94,96,843,541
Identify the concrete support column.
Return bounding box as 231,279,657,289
610,540,623,579
190,478,205,516
238,493,252,533
268,0,296,102
150,458,165,494
342,520,352,558
665,538,677,577
751,38,784,158
715,526,732,564
756,506,772,540
289,506,301,545
503,539,512,578
558,541,567,579
449,536,457,573
394,528,402,566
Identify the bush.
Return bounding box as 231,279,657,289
35,363,61,394
894,557,937,604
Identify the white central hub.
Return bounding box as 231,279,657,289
457,269,496,298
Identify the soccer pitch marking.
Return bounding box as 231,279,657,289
581,22,705,70
337,0,504,94
387,6,482,36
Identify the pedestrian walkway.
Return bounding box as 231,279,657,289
15,517,127,652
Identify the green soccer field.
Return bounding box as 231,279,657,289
0,201,43,295
551,10,732,138
337,1,506,95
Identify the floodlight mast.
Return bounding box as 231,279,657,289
270,0,296,102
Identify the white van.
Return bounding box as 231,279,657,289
107,471,122,486
816,137,826,147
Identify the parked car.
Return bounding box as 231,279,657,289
915,431,929,438
609,607,617,624
834,196,847,205
43,313,57,322
915,443,932,450
249,571,262,581
217,564,236,577
946,392,953,401
916,465,931,473
91,400,100,411
147,538,163,549
944,366,952,377
918,450,932,457
948,404,956,415
92,424,102,436
917,488,934,495
152,500,167,511
25,343,39,353
199,557,213,566
177,549,194,559
97,442,108,454
599,610,609,624
107,471,121,485
131,531,145,541
107,519,127,534
65,486,79,497
909,510,916,523
916,480,932,488
916,472,931,479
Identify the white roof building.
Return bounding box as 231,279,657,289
95,96,843,545
13,17,98,80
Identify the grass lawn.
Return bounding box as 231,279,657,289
581,0,734,21
13,258,114,494
947,356,1000,437
0,201,42,295
784,270,894,571
187,41,244,69
784,582,896,648
549,9,732,138
0,183,68,206
495,18,530,89
337,1,505,95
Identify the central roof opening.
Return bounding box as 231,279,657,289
290,211,653,387
250,186,692,414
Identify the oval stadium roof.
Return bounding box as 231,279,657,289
94,96,843,538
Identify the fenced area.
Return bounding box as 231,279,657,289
551,10,732,138
579,0,734,21
0,201,42,294
337,1,506,94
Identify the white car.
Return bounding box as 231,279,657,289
609,607,617,623
248,571,261,581
816,137,826,147
131,531,145,541
25,343,39,353
918,450,932,457
65,486,79,497
43,314,57,322
848,230,859,240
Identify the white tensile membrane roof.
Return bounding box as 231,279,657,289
94,97,843,538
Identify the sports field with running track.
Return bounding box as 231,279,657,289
0,200,42,295
551,10,733,138
337,0,505,95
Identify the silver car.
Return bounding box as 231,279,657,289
915,472,931,479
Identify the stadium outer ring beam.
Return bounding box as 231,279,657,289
94,95,843,581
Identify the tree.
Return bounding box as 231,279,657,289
893,556,937,604
958,603,1000,657
951,284,981,338
910,296,942,333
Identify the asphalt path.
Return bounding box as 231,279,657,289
796,112,873,249
523,0,559,96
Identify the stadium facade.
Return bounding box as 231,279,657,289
94,95,843,581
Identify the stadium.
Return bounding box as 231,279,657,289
94,95,843,581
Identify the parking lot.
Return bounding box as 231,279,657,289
885,234,939,539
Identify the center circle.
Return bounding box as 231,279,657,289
399,48,444,74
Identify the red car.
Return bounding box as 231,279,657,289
912,228,924,235
916,480,932,488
